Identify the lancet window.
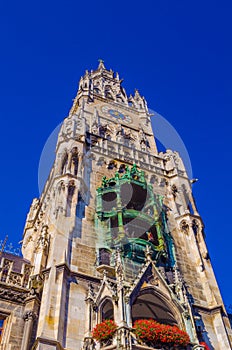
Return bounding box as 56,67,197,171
100,299,114,321
66,181,75,217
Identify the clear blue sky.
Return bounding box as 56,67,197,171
0,1,231,306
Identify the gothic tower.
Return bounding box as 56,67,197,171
0,62,231,350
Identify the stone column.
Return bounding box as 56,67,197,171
77,153,83,177
124,296,132,327
55,264,69,345
21,311,37,350
85,283,95,336
187,190,199,215
67,151,73,173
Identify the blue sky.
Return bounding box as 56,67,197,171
0,1,231,306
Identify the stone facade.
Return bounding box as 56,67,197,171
0,61,231,350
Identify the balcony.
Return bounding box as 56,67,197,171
82,327,204,350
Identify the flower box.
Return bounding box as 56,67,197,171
92,320,117,345
133,319,190,349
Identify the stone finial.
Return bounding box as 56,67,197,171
86,282,95,302
115,247,124,284
173,267,186,303
98,59,105,70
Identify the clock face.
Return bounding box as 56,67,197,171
101,106,132,124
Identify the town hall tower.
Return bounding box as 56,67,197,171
0,62,231,350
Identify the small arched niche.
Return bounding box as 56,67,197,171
100,298,114,321
131,288,178,326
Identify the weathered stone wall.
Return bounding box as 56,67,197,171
0,297,25,349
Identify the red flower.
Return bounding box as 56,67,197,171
92,320,117,342
133,319,190,347
200,341,210,350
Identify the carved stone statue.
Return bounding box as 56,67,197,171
36,225,49,252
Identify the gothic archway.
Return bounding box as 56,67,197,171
100,298,114,321
131,288,180,326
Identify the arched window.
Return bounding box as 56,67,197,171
131,288,178,326
108,160,117,170
150,175,158,185
192,219,199,235
171,185,178,199
99,125,106,137
105,86,114,100
159,178,166,187
66,181,75,217
76,192,85,219
58,181,65,195
61,152,68,175
71,147,79,176
180,220,189,234
101,299,114,321
119,164,126,173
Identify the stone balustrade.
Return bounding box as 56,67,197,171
0,253,32,289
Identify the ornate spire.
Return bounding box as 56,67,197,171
128,89,148,112
74,61,148,113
